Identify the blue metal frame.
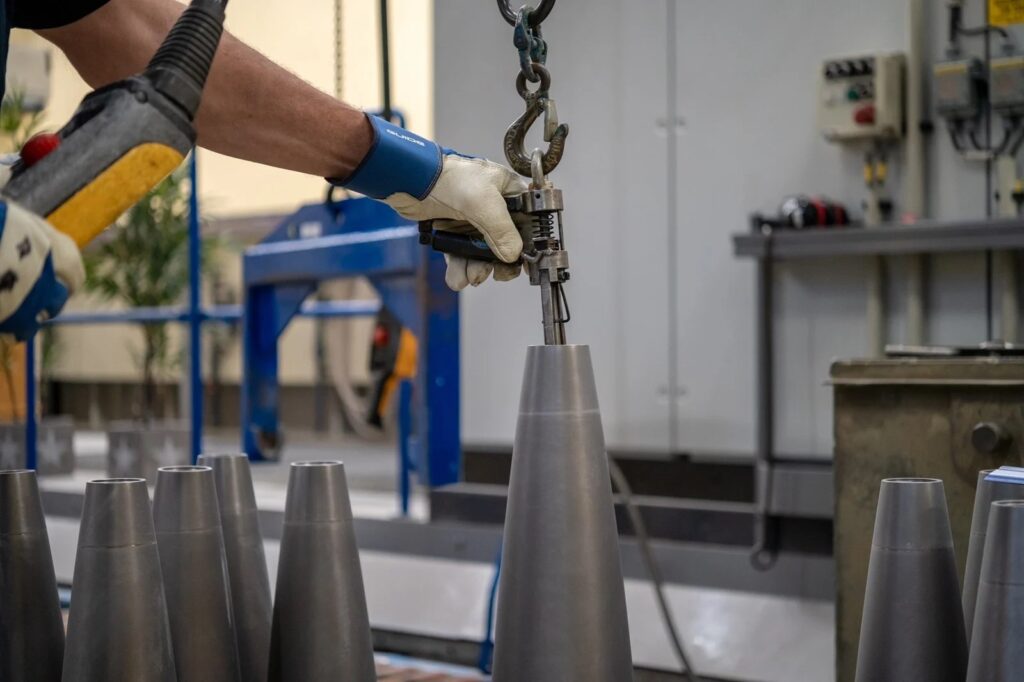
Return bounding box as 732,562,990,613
24,333,36,469
24,151,459,495
241,196,462,488
188,155,203,461
22,155,384,468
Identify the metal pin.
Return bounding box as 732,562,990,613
268,461,375,682
62,478,177,682
154,465,241,682
0,470,64,682
492,345,633,681
854,478,967,682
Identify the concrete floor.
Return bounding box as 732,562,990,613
48,429,834,681
71,427,427,518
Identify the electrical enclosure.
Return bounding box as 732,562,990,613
818,52,905,142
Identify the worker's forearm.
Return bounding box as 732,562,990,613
37,0,372,179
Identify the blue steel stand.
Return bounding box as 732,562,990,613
188,155,203,461
24,333,36,469
241,197,461,488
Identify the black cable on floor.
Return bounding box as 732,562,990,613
609,458,700,682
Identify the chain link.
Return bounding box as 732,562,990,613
500,3,567,179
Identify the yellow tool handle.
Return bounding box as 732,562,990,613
44,143,185,248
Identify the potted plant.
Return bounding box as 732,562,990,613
85,163,220,481
0,89,75,476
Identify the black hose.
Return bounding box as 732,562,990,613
145,0,226,118
948,4,962,49
959,23,1011,40
608,458,700,682
379,0,392,122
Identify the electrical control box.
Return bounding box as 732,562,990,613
818,53,905,143
990,55,1024,114
934,59,983,120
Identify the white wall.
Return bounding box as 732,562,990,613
436,0,996,457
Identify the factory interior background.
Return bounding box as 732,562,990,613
6,0,1024,680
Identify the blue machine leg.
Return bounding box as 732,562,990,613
188,154,203,462
398,379,413,516
417,249,461,487
25,334,36,470
242,285,280,460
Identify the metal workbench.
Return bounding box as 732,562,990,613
732,214,1024,565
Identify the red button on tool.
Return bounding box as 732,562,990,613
373,324,390,348
853,104,876,125
20,132,60,167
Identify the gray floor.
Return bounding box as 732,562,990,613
75,427,402,493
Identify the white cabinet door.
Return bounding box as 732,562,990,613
669,0,909,459
600,0,673,452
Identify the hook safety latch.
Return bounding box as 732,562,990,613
503,63,569,178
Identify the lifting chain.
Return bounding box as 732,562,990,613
497,2,568,182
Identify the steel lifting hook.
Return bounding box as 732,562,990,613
504,64,569,178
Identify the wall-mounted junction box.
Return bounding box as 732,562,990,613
934,58,983,120
818,53,905,143
990,54,1024,114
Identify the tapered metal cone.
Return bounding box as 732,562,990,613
0,470,64,682
62,478,176,682
966,500,1024,680
854,478,967,682
153,465,241,682
492,345,633,682
197,453,271,682
963,469,1024,644
268,461,375,682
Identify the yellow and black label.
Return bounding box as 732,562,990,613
991,0,1024,27
46,143,185,248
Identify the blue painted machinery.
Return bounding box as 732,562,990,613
241,195,462,488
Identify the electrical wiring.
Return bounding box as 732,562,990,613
608,458,701,682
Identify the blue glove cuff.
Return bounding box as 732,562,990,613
333,115,444,200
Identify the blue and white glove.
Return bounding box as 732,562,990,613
335,115,528,291
0,173,84,340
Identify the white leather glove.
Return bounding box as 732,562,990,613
385,155,529,290
0,164,85,340
332,115,528,291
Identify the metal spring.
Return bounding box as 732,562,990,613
531,211,557,246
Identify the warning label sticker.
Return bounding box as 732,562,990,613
991,0,1024,26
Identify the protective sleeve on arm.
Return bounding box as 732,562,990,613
330,115,443,201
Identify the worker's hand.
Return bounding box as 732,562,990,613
332,115,528,290
0,200,85,340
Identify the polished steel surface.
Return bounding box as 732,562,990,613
269,461,375,682
0,469,64,682
855,478,967,682
966,499,1024,681
962,469,1024,645
62,478,176,682
492,345,633,681
198,453,272,682
154,465,241,682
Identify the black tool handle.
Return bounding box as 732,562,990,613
418,222,504,263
